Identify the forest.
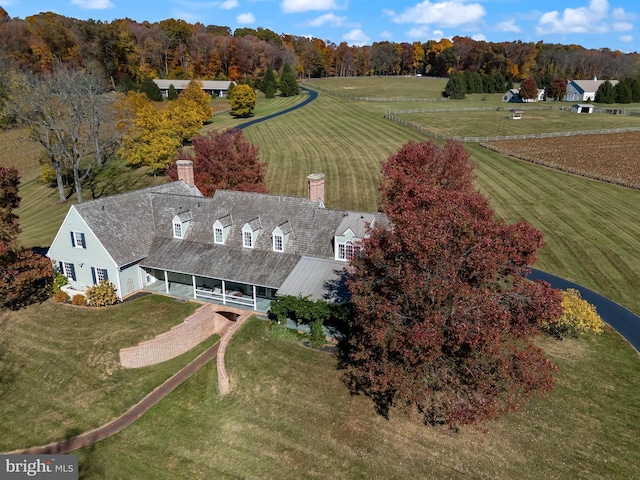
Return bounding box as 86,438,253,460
1,7,639,90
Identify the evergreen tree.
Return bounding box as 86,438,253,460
279,63,299,97
140,77,162,101
595,80,615,104
167,84,179,100
443,73,466,99
614,80,633,104
117,73,136,93
261,66,277,98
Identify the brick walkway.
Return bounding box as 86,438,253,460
5,311,251,455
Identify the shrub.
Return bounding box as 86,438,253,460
85,281,118,307
309,318,327,349
543,288,605,339
71,294,86,306
52,272,68,293
53,290,70,303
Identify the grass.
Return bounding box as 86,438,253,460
305,76,449,99
0,127,43,184
0,295,204,451
396,108,640,138
72,318,640,479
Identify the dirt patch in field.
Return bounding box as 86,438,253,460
483,131,640,189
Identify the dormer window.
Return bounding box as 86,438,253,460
242,217,261,249
172,211,192,239
335,227,359,262
213,214,232,245
338,241,356,261
272,221,291,253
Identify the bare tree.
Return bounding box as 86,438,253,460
5,65,120,202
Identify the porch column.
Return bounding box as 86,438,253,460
221,280,226,305
164,270,169,294
192,275,197,299
252,285,257,310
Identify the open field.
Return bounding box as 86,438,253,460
484,132,640,189
0,295,203,451
305,76,448,99
71,318,640,479
394,108,640,138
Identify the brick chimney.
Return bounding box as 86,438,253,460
176,160,195,187
307,173,325,205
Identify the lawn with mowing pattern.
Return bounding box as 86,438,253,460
72,318,640,479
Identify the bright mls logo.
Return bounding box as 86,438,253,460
0,455,77,479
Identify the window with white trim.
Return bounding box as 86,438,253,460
273,234,283,252
61,262,76,281
71,231,86,249
95,268,108,284
243,231,253,248
338,241,356,261
214,226,224,244
173,222,183,238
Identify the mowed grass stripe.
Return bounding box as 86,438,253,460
468,144,640,314
244,91,425,211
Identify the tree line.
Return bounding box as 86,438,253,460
1,7,639,89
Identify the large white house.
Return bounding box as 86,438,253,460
564,77,618,102
47,162,386,311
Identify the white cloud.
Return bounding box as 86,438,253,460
220,0,239,9
308,13,347,27
619,35,633,42
236,12,256,23
496,19,521,33
380,30,393,39
282,0,339,13
613,22,633,32
432,29,444,38
71,0,114,8
405,27,429,39
388,1,486,27
536,0,611,34
343,29,370,46
471,33,486,41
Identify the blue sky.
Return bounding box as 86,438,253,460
1,0,638,52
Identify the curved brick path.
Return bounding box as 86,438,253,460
5,311,251,455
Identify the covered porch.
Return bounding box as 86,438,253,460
142,268,275,312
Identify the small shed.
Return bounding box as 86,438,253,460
509,109,523,120
571,103,594,114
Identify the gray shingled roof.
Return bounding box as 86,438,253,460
571,79,618,93
74,181,202,267
75,182,387,293
141,237,301,287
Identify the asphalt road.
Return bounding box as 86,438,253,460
234,86,318,131
529,268,640,351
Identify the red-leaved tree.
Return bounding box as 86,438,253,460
0,167,53,309
168,129,268,197
345,140,563,427
519,77,539,101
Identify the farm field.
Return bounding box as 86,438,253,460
484,132,640,189
394,108,640,138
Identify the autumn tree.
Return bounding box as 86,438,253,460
260,65,277,98
180,80,214,123
546,77,567,101
0,167,53,310
5,66,120,202
167,129,267,197
519,77,538,101
279,63,299,97
345,140,563,428
542,289,604,339
229,83,256,117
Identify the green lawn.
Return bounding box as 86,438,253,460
72,318,640,479
0,295,205,451
395,108,640,138
305,76,449,99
